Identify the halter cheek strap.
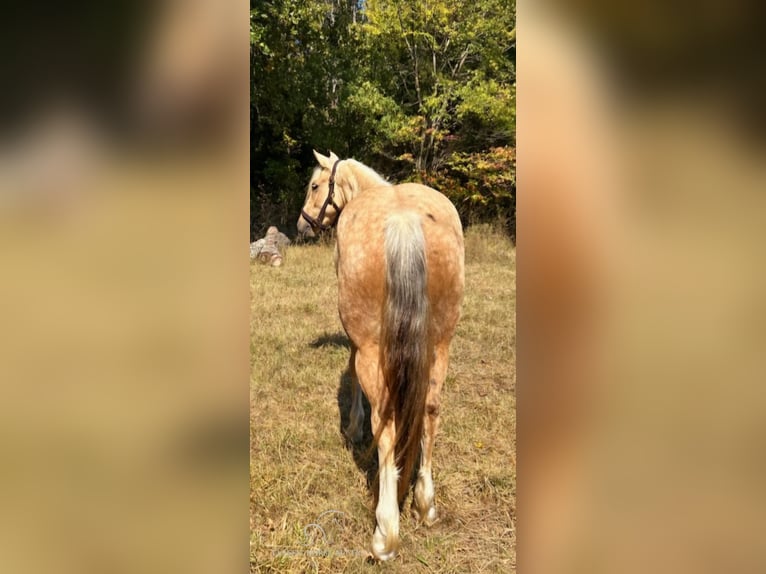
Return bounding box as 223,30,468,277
301,159,343,232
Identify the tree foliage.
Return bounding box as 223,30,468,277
251,0,515,239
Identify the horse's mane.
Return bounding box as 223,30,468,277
344,159,391,189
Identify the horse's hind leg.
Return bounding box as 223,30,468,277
356,346,400,560
371,411,399,560
414,344,449,526
344,345,364,443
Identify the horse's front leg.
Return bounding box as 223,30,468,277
344,346,364,443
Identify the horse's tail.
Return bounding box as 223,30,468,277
378,211,431,505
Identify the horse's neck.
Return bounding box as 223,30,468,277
344,160,390,202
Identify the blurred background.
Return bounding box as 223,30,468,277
519,1,766,573
0,1,248,573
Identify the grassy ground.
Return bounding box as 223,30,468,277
250,224,516,573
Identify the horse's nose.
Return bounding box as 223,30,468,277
297,218,315,238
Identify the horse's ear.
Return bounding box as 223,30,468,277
313,149,331,169
329,151,339,163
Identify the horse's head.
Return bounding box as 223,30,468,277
297,150,344,237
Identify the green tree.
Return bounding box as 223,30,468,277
251,0,516,237
250,0,360,237
348,0,515,170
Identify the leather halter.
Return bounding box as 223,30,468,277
300,159,342,232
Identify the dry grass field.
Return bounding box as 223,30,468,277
250,224,516,573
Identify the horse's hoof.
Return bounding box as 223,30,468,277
413,505,439,526
423,506,439,526
371,546,397,562
371,526,399,561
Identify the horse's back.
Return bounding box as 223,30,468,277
336,183,464,348
339,183,463,245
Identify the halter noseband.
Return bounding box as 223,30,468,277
301,159,343,232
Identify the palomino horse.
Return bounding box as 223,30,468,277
297,150,464,561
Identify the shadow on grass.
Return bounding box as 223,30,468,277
310,331,351,349
336,363,378,493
